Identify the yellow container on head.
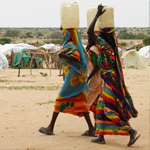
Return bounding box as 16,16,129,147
61,2,79,29
87,6,114,31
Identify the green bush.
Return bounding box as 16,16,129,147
35,32,43,38
0,38,11,44
143,37,150,45
50,39,63,45
25,32,34,38
4,29,20,37
50,31,63,39
119,32,148,39
118,42,127,46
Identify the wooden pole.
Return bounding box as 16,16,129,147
30,54,33,75
10,51,13,67
35,58,40,68
18,51,25,77
44,52,51,76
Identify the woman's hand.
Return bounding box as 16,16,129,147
96,4,106,18
58,52,63,58
87,4,106,43
58,52,79,62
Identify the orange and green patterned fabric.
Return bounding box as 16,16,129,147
54,28,89,117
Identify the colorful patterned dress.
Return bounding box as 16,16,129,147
54,28,89,117
95,32,138,136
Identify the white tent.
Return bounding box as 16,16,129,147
0,44,2,49
40,43,60,53
0,43,37,55
138,45,150,58
0,50,8,69
121,49,148,69
138,45,150,65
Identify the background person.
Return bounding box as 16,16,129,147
86,36,101,130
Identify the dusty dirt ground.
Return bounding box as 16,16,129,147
0,68,149,150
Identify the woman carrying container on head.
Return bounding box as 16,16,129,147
39,2,96,137
38,27,96,136
87,4,140,146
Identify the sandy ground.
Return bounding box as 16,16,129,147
0,68,149,150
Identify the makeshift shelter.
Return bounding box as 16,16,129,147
138,45,150,57
0,43,38,67
138,45,150,65
0,43,53,76
40,43,61,69
0,50,8,69
12,48,43,69
121,49,148,69
1,43,37,55
40,44,60,53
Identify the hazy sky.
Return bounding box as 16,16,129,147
0,0,149,28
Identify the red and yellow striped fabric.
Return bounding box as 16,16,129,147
54,90,89,117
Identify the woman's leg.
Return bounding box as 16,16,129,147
39,112,59,135
94,123,96,130
83,112,95,134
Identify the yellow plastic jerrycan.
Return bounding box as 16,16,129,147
87,6,114,31
60,2,79,29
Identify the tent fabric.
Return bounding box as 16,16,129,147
12,48,43,69
0,44,2,49
138,45,150,65
0,50,8,69
140,55,150,66
0,43,37,55
121,49,148,69
40,43,60,53
138,45,150,58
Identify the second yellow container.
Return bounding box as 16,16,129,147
87,6,114,31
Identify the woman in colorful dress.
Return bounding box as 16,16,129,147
39,28,95,136
87,4,140,146
86,36,101,129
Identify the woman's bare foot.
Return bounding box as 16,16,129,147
91,135,106,144
127,129,141,146
38,127,54,135
81,130,97,137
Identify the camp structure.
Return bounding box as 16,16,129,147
138,45,150,65
121,49,149,69
0,43,62,76
0,43,51,76
0,49,8,69
40,43,60,68
40,44,62,75
12,48,43,69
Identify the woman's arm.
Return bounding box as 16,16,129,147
87,4,106,43
58,52,79,62
87,65,99,82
